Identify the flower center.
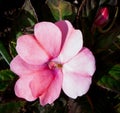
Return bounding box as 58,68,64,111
48,61,62,70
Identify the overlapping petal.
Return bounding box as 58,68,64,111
10,55,41,77
59,30,83,63
63,48,96,76
39,69,63,106
16,34,49,65
56,20,83,63
30,68,54,98
34,22,62,57
15,76,37,101
62,48,95,98
55,20,73,47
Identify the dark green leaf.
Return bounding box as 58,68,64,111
9,41,17,58
0,70,15,92
47,0,73,20
115,103,120,113
0,41,11,65
94,26,120,54
81,0,97,18
112,94,120,113
67,97,93,113
9,0,38,57
11,0,38,39
22,0,38,26
99,0,117,6
97,64,120,93
0,101,25,113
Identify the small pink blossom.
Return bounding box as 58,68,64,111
10,20,96,106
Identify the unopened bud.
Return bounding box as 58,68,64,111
94,7,109,27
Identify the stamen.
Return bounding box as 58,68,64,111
48,61,62,70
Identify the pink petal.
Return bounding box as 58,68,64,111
59,29,83,63
15,76,37,101
62,48,96,98
16,35,49,65
34,22,62,57
10,55,41,77
30,68,55,98
39,69,63,106
55,20,74,47
62,69,92,98
63,48,96,76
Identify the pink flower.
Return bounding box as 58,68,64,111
10,20,96,106
93,7,109,27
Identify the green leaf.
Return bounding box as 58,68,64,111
0,101,25,113
9,0,38,57
11,0,38,39
0,41,11,65
97,64,120,93
22,0,38,26
9,41,17,58
112,94,120,113
115,103,120,113
47,0,73,20
94,26,120,54
0,70,15,92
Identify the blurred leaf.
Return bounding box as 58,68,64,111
89,86,116,113
9,0,38,57
99,0,118,6
97,64,120,93
0,41,11,65
0,70,15,92
0,101,25,113
81,0,97,18
94,26,120,54
11,0,38,38
9,41,17,58
115,103,120,113
22,0,38,25
37,97,67,113
47,0,73,20
67,97,93,113
112,94,120,113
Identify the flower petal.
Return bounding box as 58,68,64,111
34,22,62,57
10,55,41,77
62,48,96,98
15,76,37,101
59,29,83,63
55,20,73,47
63,48,96,76
62,69,92,98
30,68,54,98
39,69,63,106
16,35,49,65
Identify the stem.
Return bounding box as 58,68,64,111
58,5,62,20
76,0,87,28
86,95,94,113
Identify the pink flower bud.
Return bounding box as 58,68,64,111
94,7,109,27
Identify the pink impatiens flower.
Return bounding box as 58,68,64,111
10,20,96,106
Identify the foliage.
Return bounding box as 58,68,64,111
0,0,120,113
